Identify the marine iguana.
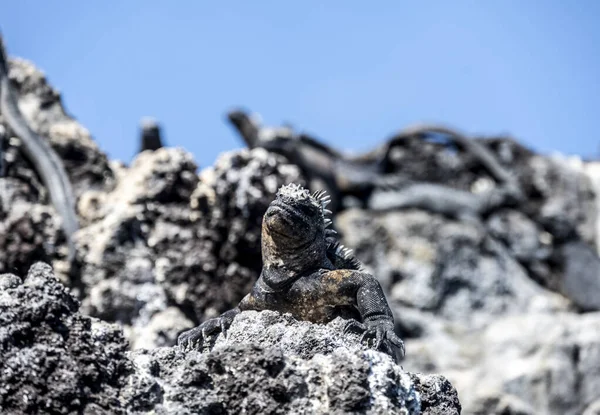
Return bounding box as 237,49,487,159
138,117,164,153
227,109,523,217
0,34,78,262
368,180,522,221
178,183,405,361
227,110,344,212
379,124,518,186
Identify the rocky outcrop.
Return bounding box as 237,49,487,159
0,263,130,414
462,312,600,415
3,58,114,196
125,310,460,415
1,57,307,349
0,263,460,414
3,52,600,414
336,199,600,414
337,209,570,331
76,146,305,349
0,58,115,280
400,311,600,415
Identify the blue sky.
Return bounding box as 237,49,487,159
3,1,600,168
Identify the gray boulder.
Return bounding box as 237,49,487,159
336,206,600,414
0,262,131,414
124,310,461,414
76,146,305,348
0,58,115,279
415,312,600,415
0,263,460,415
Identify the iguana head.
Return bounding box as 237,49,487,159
263,183,331,249
227,109,294,151
261,183,334,278
261,183,362,285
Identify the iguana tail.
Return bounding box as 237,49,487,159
227,109,261,148
0,33,78,262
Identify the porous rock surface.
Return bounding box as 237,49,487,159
125,310,460,415
0,58,114,280
76,146,305,349
1,56,306,349
0,262,130,414
0,263,460,414
335,154,600,414
3,53,600,414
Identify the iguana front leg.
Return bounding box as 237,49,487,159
177,308,240,349
177,294,255,349
322,270,405,361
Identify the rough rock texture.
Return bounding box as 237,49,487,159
3,58,114,196
0,262,130,414
403,311,600,415
409,374,463,415
0,56,307,347
76,147,200,348
0,198,65,278
462,312,600,415
76,146,305,348
124,310,459,415
0,58,115,280
337,209,570,331
0,264,460,414
336,189,600,414
4,54,600,414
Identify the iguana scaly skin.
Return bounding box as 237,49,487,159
368,180,522,221
178,183,405,361
0,34,78,262
367,125,525,219
227,109,524,217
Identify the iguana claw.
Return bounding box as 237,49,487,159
345,318,405,362
177,313,234,349
343,319,366,335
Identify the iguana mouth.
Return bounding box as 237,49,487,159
265,200,319,246
265,204,295,228
267,200,314,227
